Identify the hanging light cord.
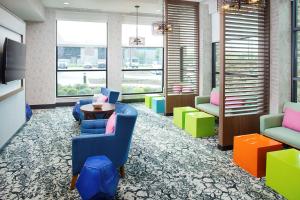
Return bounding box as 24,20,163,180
135,5,140,45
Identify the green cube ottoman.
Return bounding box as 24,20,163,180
266,149,300,200
185,112,215,138
173,107,198,129
145,94,161,108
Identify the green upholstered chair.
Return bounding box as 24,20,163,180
173,107,198,129
260,102,300,149
145,94,161,108
266,149,300,200
195,87,219,117
185,112,215,138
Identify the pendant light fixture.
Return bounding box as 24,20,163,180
218,0,266,12
129,5,145,46
152,0,172,35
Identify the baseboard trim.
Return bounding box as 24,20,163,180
121,99,144,103
0,122,26,153
217,144,233,151
30,104,56,109
30,99,146,109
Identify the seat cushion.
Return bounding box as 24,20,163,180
210,90,219,106
263,127,300,149
106,112,116,134
196,103,219,117
282,108,300,132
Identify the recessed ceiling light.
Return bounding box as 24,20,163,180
156,9,161,12
63,2,70,5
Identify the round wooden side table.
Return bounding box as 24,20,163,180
80,103,115,120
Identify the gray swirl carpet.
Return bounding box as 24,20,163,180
0,104,284,200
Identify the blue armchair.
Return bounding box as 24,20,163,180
70,103,138,189
72,87,120,121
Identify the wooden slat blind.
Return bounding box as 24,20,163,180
223,2,270,117
166,0,199,95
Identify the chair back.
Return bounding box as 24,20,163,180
100,87,120,104
109,103,138,166
283,102,300,112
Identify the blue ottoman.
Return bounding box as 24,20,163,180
152,97,165,114
76,156,120,200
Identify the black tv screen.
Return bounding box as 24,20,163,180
1,38,26,84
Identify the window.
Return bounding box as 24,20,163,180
212,42,220,88
292,1,300,102
122,24,163,94
56,21,107,97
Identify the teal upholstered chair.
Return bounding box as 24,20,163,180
195,87,219,117
260,102,300,149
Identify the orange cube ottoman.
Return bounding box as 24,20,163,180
233,133,283,178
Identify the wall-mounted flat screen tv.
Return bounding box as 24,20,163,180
1,38,26,84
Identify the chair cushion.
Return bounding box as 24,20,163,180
196,103,219,117
282,108,300,132
101,95,108,102
106,112,116,134
263,127,300,149
210,90,219,106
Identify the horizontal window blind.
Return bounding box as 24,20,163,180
223,2,270,116
166,0,199,95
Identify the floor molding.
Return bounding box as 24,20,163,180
0,123,26,153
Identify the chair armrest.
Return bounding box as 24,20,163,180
260,114,284,133
79,99,93,106
81,119,108,129
72,134,116,175
195,96,210,106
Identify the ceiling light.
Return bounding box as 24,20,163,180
63,2,70,5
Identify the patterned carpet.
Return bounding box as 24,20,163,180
0,103,285,200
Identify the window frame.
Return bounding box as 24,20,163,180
292,0,300,102
212,42,220,88
55,20,108,98
121,46,164,95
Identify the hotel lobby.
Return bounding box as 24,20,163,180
0,0,299,199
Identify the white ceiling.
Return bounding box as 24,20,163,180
41,0,164,15
0,0,45,21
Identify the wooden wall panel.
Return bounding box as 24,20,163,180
165,0,199,115
219,1,270,149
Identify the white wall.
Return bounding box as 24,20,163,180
26,8,161,104
26,9,56,105
0,4,26,149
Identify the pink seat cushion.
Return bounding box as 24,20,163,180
226,97,244,108
105,112,116,134
210,91,219,106
282,108,300,132
100,95,108,102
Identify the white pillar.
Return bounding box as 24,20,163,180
269,0,291,113
199,4,212,96
107,14,123,99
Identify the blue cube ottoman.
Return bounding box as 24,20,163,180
76,156,120,200
152,97,165,114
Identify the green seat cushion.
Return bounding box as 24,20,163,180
263,127,300,149
195,103,219,117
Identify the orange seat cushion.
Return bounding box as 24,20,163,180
233,133,283,178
